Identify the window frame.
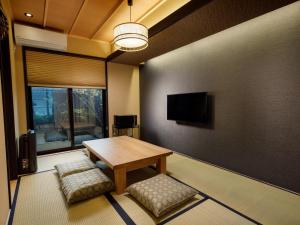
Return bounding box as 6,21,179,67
23,47,108,155
28,86,107,155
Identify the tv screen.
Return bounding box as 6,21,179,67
167,92,208,123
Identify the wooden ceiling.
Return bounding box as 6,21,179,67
10,0,188,42
10,0,296,64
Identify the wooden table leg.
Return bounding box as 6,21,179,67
156,156,166,174
89,151,98,163
114,167,127,194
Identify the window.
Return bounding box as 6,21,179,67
31,87,106,154
73,89,105,146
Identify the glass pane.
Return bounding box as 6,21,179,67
73,89,104,146
32,87,71,152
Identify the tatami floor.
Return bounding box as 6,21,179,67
8,149,300,225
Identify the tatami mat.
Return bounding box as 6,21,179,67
12,168,257,225
109,167,257,225
37,150,87,172
11,171,125,225
166,154,300,225
112,192,206,225
10,150,300,225
164,200,255,225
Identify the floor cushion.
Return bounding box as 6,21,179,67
54,158,95,178
61,168,114,204
126,174,198,217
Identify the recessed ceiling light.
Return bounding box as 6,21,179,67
24,13,33,17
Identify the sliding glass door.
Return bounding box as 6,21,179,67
32,87,71,152
31,87,106,154
73,89,105,146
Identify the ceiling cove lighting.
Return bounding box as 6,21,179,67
24,12,33,17
113,0,148,52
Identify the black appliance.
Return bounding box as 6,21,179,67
18,130,37,174
114,115,137,128
167,92,209,123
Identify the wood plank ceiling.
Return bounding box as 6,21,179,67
11,0,296,64
10,0,174,42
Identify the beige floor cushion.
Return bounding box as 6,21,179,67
61,168,114,204
126,174,198,217
54,158,95,178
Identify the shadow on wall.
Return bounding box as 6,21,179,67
176,95,215,129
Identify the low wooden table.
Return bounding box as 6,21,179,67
83,136,173,194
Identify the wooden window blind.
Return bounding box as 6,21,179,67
25,50,106,88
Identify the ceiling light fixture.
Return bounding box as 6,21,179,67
24,13,33,17
113,0,148,52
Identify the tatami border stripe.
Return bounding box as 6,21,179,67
168,174,262,225
7,176,21,225
8,172,137,225
20,169,56,177
148,166,262,225
207,197,262,225
157,197,209,225
104,193,136,225
103,166,262,225
7,168,262,225
7,170,56,225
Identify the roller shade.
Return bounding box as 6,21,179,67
26,50,106,88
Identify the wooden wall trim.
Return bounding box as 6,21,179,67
0,36,18,181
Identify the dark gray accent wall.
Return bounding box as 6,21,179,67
140,3,300,193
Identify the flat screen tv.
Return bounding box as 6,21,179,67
167,92,209,123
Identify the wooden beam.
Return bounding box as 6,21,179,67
43,0,49,27
68,0,87,34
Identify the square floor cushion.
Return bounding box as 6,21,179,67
126,174,198,217
61,168,114,204
54,158,96,179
